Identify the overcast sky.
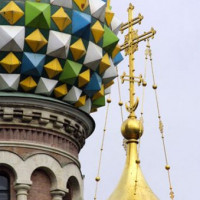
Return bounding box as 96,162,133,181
80,0,200,199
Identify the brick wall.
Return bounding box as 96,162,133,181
28,169,52,200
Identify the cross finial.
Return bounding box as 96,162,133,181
120,4,156,118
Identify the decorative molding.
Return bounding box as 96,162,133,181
0,141,80,167
0,127,79,158
0,96,95,151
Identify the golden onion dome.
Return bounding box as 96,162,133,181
107,140,159,200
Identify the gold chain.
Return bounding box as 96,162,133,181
116,66,129,152
133,42,148,198
94,95,111,200
147,41,175,200
116,67,124,122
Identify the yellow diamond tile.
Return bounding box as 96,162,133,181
105,7,114,26
25,29,48,52
44,58,63,79
99,53,111,74
73,0,89,11
70,39,86,61
75,95,86,107
0,52,21,73
104,80,114,89
90,108,97,113
78,69,90,87
51,7,71,31
91,21,105,43
112,44,121,58
20,76,37,92
92,85,104,100
0,1,24,25
54,84,68,98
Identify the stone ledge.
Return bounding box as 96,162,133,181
0,96,95,151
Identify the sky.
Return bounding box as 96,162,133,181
80,0,200,200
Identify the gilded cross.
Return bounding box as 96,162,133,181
120,3,156,118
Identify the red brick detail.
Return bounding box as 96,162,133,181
28,169,52,200
0,126,79,157
0,147,75,167
0,166,16,200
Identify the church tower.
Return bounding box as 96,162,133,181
0,0,122,200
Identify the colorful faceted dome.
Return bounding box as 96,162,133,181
0,0,123,113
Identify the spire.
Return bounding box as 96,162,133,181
108,118,159,200
108,140,158,200
107,3,157,200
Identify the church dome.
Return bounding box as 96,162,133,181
0,0,123,113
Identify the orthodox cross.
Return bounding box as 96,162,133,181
120,3,156,118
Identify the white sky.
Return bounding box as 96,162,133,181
80,0,200,199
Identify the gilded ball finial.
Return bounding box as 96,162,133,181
121,118,143,140
118,101,123,106
107,98,111,103
95,177,100,182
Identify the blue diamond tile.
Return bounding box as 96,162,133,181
21,52,46,76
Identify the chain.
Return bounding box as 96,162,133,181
94,95,111,200
133,42,148,198
116,67,124,122
148,41,175,200
116,67,129,153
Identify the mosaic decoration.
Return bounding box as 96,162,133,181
0,0,123,113
0,74,20,91
70,39,86,61
0,52,21,73
54,84,68,98
20,76,37,92
25,29,48,52
51,7,71,31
